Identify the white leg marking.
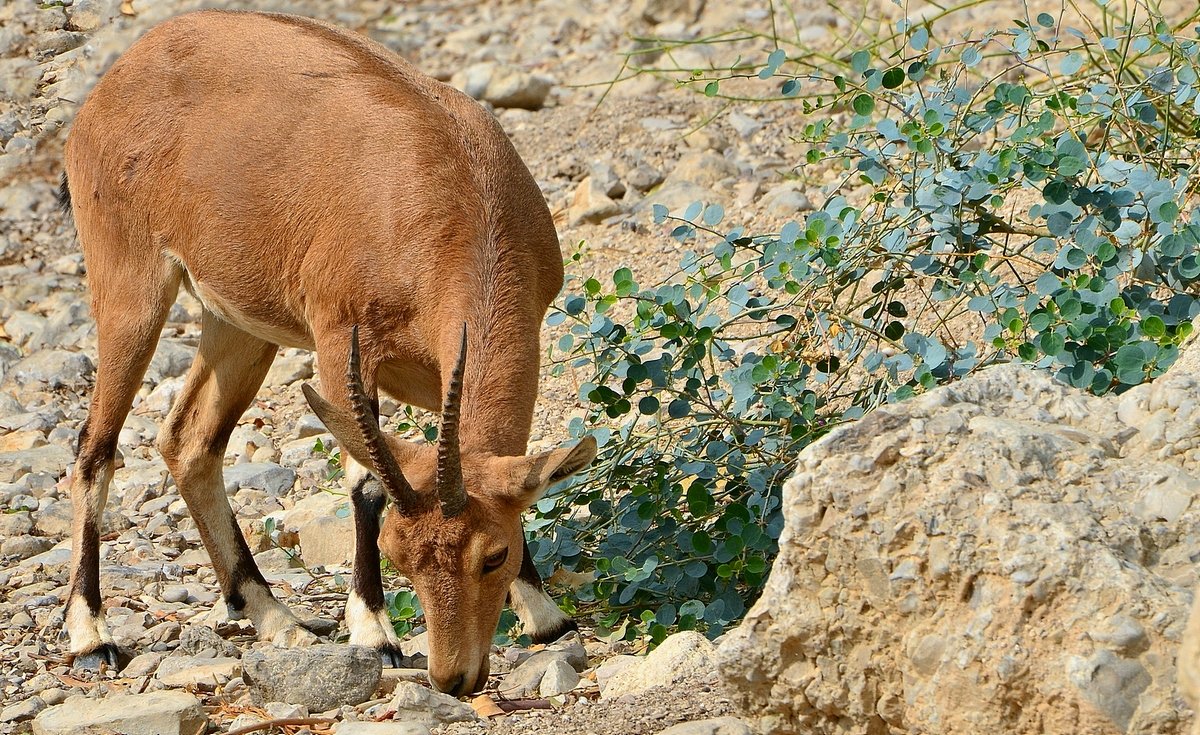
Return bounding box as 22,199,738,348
65,596,112,654
240,583,317,647
510,579,571,640
346,590,402,649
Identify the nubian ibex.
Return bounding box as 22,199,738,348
61,9,595,696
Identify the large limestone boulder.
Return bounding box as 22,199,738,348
720,349,1200,734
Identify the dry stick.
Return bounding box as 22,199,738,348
223,716,336,735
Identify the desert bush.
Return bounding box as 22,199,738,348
532,0,1200,642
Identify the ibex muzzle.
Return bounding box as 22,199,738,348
60,9,595,696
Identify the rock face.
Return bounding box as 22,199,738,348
242,644,381,712
32,691,207,735
720,360,1200,734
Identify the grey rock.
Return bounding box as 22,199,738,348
759,183,813,217
589,161,626,199
0,510,33,536
242,644,381,711
122,651,167,678
451,62,553,110
68,0,120,31
726,111,763,138
0,445,73,484
499,650,580,698
7,350,93,389
31,691,207,735
658,717,754,735
265,352,314,386
634,0,706,24
156,655,240,688
335,721,431,735
148,339,193,380
177,624,241,658
625,163,665,192
1,535,53,560
384,682,478,729
1,696,46,723
223,462,296,495
538,658,580,696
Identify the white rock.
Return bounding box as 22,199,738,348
601,632,716,698
31,691,207,735
384,682,478,728
539,658,580,696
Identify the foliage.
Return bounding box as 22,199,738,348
531,0,1200,642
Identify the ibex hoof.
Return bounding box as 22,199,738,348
73,642,123,671
377,643,409,668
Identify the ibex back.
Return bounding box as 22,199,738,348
61,9,595,696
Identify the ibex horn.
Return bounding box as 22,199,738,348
436,324,469,518
347,325,423,514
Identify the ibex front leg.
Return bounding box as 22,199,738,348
342,455,406,666
158,313,316,647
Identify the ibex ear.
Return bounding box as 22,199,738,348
500,436,598,508
300,383,377,471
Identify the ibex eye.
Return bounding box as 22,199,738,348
483,548,509,573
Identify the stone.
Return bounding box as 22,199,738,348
1,535,53,559
0,444,74,484
720,357,1200,735
602,631,717,698
1179,584,1200,735
242,644,381,711
759,183,813,217
32,691,207,735
1,696,46,723
299,511,355,568
634,0,706,24
335,722,431,735
625,163,665,192
265,352,314,386
122,651,167,678
595,654,640,689
222,462,296,495
6,350,93,389
589,160,626,198
148,339,193,380
657,718,754,735
663,151,737,189
539,658,580,696
177,624,241,658
451,62,553,110
568,176,623,226
384,682,478,729
499,650,580,697
155,655,240,688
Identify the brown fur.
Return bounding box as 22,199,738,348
62,10,594,693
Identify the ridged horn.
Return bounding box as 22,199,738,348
436,324,469,517
347,325,423,514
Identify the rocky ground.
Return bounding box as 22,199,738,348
2,0,1199,734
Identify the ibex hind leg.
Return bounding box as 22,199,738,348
510,539,578,644
158,312,315,647
66,250,180,669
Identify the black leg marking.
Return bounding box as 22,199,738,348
517,536,544,587
351,477,387,612
218,509,271,619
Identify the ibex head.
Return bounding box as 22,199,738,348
301,326,596,695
